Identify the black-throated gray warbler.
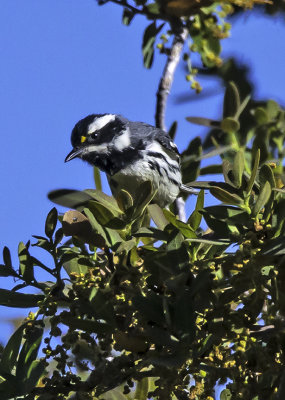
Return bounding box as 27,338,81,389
65,114,194,207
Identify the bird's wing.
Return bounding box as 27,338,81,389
128,121,180,159
154,130,180,155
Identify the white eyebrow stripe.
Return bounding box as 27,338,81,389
87,114,116,134
113,128,131,151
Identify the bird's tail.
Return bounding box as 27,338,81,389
180,184,199,195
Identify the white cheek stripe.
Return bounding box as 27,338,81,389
113,128,131,151
86,144,109,154
87,114,115,134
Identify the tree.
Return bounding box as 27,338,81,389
1,0,285,399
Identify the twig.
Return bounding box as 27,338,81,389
155,26,188,131
173,196,186,222
107,0,167,21
155,26,188,221
104,245,115,273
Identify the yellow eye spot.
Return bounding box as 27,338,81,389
81,136,87,143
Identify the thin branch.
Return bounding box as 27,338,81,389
173,196,186,222
108,0,143,14
155,26,188,131
107,0,167,21
155,26,188,221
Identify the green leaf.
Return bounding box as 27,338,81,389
134,227,168,241
114,239,137,254
3,247,12,268
61,316,113,334
267,99,280,119
1,247,17,278
232,150,244,188
142,22,164,69
246,148,260,195
84,189,121,214
185,181,240,192
203,205,246,221
220,388,232,400
32,236,51,251
0,324,25,375
181,137,202,183
253,181,272,216
259,164,275,189
62,254,90,276
221,117,240,134
89,289,115,326
146,2,160,14
134,377,149,400
54,227,64,246
198,334,214,357
254,107,268,125
93,167,102,191
100,387,128,400
16,326,44,382
186,116,220,128
188,190,204,230
116,189,133,213
252,126,269,164
200,164,223,175
210,187,243,205
88,201,126,230
186,238,230,245
223,81,240,118
261,265,274,276
18,242,34,284
163,209,196,238
235,94,251,119
45,207,58,238
0,290,44,308
122,7,135,26
167,230,185,251
48,189,94,209
148,204,169,230
200,145,233,160
222,159,234,186
83,207,110,245
23,359,46,393
132,181,156,219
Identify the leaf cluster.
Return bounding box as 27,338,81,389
1,84,285,399
96,0,272,90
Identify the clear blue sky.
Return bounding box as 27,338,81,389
0,1,284,339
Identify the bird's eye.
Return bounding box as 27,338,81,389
91,132,98,139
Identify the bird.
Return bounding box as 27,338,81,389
65,113,195,208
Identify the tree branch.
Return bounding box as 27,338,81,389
155,26,188,221
155,26,188,131
106,0,167,21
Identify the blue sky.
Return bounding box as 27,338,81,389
0,1,284,339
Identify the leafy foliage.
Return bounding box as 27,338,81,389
1,83,285,399
97,0,270,90
1,0,284,398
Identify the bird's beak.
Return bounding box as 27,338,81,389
65,147,85,162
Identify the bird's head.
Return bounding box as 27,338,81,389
65,114,131,168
